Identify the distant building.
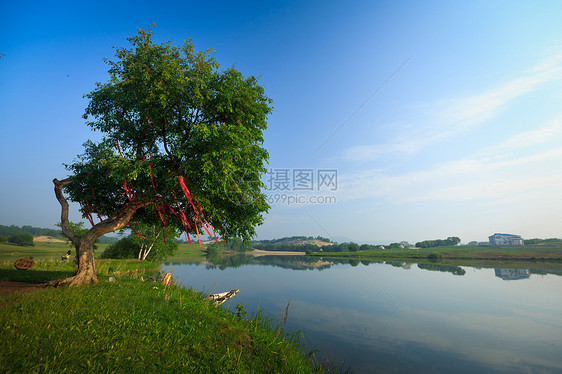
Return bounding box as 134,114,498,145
488,233,524,245
494,268,530,280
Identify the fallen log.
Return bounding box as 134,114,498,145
206,289,239,305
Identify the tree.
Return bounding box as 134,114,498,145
54,27,272,286
100,225,178,261
8,234,34,246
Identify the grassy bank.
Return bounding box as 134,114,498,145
0,262,319,373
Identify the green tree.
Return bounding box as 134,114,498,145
101,225,177,261
8,234,34,247
53,27,272,286
131,224,179,261
348,242,360,252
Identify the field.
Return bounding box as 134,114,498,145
0,238,322,373
0,240,206,262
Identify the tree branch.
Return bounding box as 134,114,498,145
53,178,79,246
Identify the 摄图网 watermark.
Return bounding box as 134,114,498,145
223,168,338,206
265,168,337,191
264,168,337,205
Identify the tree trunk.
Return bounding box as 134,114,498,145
52,178,148,286
70,236,99,285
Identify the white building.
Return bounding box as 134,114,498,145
488,233,524,245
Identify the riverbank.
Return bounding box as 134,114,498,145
246,249,306,257
307,244,562,268
0,260,320,373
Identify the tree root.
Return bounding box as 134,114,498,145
46,274,99,287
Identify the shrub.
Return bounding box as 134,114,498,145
427,252,443,262
8,233,34,246
100,237,138,259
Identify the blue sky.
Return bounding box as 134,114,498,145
2,0,562,244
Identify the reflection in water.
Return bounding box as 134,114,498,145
494,268,531,280
418,263,466,275
164,258,562,373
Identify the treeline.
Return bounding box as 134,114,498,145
254,236,332,245
524,238,562,245
0,224,61,238
252,242,320,252
319,242,373,252
252,236,332,252
0,233,35,246
415,237,460,248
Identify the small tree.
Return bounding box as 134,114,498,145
8,234,34,247
54,27,272,286
100,227,178,262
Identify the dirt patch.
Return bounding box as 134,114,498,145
0,281,45,297
246,249,306,257
34,236,65,243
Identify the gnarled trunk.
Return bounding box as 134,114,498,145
53,178,147,286
71,236,99,285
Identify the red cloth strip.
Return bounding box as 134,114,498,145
129,222,144,240
178,176,198,213
149,164,158,195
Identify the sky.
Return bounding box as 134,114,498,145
1,0,562,244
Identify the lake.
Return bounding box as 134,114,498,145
162,256,562,373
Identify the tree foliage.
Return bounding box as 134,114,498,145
8,233,34,247
415,237,461,248
0,224,61,238
66,27,272,240
54,27,272,285
101,224,178,261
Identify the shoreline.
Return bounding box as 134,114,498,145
245,249,306,257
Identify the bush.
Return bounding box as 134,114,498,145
100,237,138,259
8,233,34,246
427,252,443,262
100,231,178,261
0,235,7,243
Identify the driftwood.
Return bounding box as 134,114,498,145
206,289,239,305
161,272,173,287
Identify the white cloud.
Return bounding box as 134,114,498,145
344,50,562,161
338,133,562,204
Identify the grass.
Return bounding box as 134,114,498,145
0,260,320,373
0,240,206,264
166,243,207,263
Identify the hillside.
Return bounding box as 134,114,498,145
251,236,334,252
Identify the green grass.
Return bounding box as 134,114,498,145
165,243,207,263
0,260,320,373
0,239,206,264
0,257,160,284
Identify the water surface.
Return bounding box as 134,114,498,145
162,257,562,373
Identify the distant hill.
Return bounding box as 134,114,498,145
251,236,334,252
